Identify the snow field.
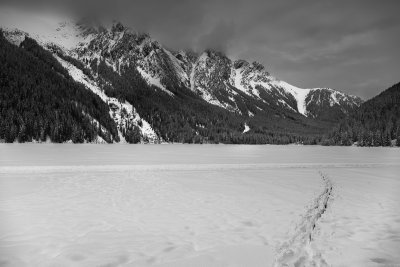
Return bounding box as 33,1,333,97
0,167,324,266
0,145,399,266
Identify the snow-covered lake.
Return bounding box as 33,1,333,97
0,145,399,267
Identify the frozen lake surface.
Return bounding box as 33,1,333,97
0,145,399,266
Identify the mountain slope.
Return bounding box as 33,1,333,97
0,8,363,144
174,50,362,119
0,32,119,143
325,82,400,146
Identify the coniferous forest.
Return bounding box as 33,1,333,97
324,82,400,146
0,32,119,143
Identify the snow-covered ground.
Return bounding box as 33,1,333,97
0,145,399,267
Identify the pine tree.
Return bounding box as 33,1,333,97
383,131,391,147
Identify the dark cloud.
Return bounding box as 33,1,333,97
196,21,236,52
1,0,399,99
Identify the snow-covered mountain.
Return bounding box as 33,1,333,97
174,50,362,118
0,8,363,143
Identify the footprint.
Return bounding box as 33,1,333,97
68,254,86,262
242,221,256,227
163,246,175,253
370,257,391,264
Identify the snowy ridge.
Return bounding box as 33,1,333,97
191,54,362,117
230,63,362,117
312,87,360,107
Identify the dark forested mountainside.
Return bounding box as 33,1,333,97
93,57,330,144
0,32,119,143
0,32,331,144
0,14,369,144
305,88,362,122
324,82,400,146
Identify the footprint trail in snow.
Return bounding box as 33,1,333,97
274,172,333,267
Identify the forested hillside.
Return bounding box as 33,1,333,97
324,82,400,146
0,31,119,143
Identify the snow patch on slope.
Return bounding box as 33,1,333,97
56,56,159,142
243,123,250,133
200,89,227,109
278,99,297,112
271,79,311,116
233,68,251,96
137,67,174,97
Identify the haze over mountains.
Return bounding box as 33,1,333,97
1,8,396,145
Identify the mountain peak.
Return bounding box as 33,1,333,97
233,59,249,69
111,21,125,32
204,49,228,59
251,61,265,71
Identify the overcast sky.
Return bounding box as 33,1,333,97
1,0,399,99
